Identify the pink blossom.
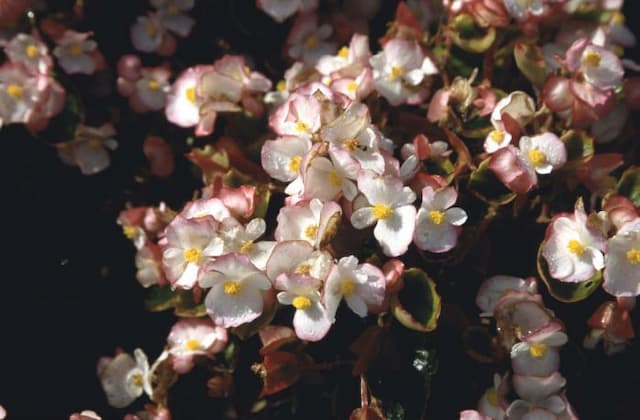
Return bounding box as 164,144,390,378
565,38,624,90
489,145,537,194
287,13,335,65
131,14,164,53
258,0,318,23
165,66,209,127
414,186,468,253
518,133,566,175
53,31,98,75
275,199,342,248
151,0,195,37
57,123,118,175
98,349,151,408
0,62,44,125
5,33,52,74
135,243,166,288
167,318,228,373
261,135,312,182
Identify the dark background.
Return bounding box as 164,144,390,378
2,1,640,419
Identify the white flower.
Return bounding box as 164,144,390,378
266,240,334,282
511,331,568,377
490,91,536,132
483,128,512,154
542,204,607,283
151,0,195,37
258,0,318,23
414,186,467,253
98,349,151,408
603,218,640,297
275,199,342,248
287,14,335,65
303,155,358,201
519,133,567,175
53,31,97,75
261,135,311,183
476,275,538,316
131,14,164,53
219,217,275,270
477,374,506,420
199,253,272,328
351,171,417,257
324,256,385,318
5,33,51,74
165,66,207,127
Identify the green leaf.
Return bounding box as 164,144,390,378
174,290,208,317
452,25,496,54
561,130,594,167
252,185,272,220
536,242,602,303
145,285,179,312
468,157,517,205
514,41,547,88
391,269,441,332
616,167,640,207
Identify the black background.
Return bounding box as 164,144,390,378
2,1,640,419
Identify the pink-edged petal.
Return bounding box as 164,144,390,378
374,205,416,257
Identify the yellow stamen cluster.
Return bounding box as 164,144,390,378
292,295,312,310
185,338,201,351
185,86,196,103
528,343,548,358
295,263,312,275
296,120,309,133
68,43,84,57
131,373,144,388
147,79,160,91
304,36,318,49
304,225,318,240
25,44,39,58
183,247,202,264
429,210,445,225
626,248,640,265
276,80,287,92
88,138,103,149
239,240,254,254
340,279,356,297
583,50,601,67
145,23,157,37
346,81,358,92
123,226,138,239
389,66,404,80
343,138,359,152
567,239,585,256
486,389,499,406
337,46,349,58
288,155,302,174
223,281,242,296
489,130,505,143
6,84,23,99
371,204,393,220
528,149,547,166
327,171,342,187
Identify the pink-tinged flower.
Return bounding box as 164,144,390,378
483,128,512,154
97,349,151,409
275,272,332,341
351,171,417,257
5,33,52,74
165,65,208,127
265,240,333,282
69,410,101,420
199,253,272,328
269,92,322,138
603,195,638,231
316,33,370,77
131,14,164,53
603,218,640,297
181,197,231,222
0,62,42,125
506,394,568,420
459,410,491,420
258,0,318,23
518,133,566,175
162,215,224,289
324,255,385,318
542,204,607,283
57,123,118,175
370,38,438,106
476,275,538,316
304,155,358,201
512,372,566,403
53,31,98,75
415,186,467,253
287,13,335,65
330,69,374,102
130,67,171,112
135,243,166,288
275,199,342,248
320,102,385,174
167,318,227,373
261,135,312,182
511,331,568,377
477,374,506,420
219,217,275,270
151,0,195,37
264,62,309,105
490,91,536,134
489,145,537,194
565,39,624,90
26,76,65,133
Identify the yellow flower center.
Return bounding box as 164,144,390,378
295,263,312,275
486,388,499,406
337,46,349,59
123,226,138,239
371,204,393,220
429,210,445,225
340,279,356,296
131,373,144,388
88,138,103,149
489,130,505,143
346,81,358,92
389,66,404,80
239,240,254,254
68,43,83,57
288,155,302,174
529,343,548,358
25,44,39,58
223,281,242,296
528,149,547,166
567,239,585,256
343,138,359,152
626,248,640,265
183,247,202,264
292,295,312,310
276,80,287,92
185,338,201,351
147,79,160,91
185,86,196,103
304,224,318,240
166,1,180,15
295,120,309,133
304,36,319,49
583,50,601,67
6,84,23,99
327,171,342,187
145,22,158,37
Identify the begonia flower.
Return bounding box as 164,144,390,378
506,395,568,420
518,133,567,175
219,217,275,270
131,14,164,53
324,255,385,318
275,272,332,341
0,62,43,125
370,38,438,106
199,253,272,328
269,92,322,138
5,33,51,74
165,65,209,127
490,91,536,133
477,374,506,420
303,155,358,201
257,0,318,23
603,218,640,297
476,275,538,316
275,199,342,248
350,171,417,257
483,128,512,154
53,31,98,75
542,204,607,283
489,145,537,194
151,0,195,37
135,243,166,288
512,372,567,403
261,135,312,182
57,123,118,175
162,215,224,289
565,38,624,90
287,13,335,65
130,66,171,112
98,349,151,408
265,240,333,282
511,331,568,377
167,318,227,373
414,186,468,253
181,197,231,222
